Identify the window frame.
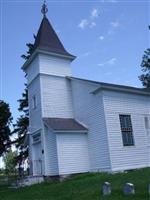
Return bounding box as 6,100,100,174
144,116,150,130
32,95,37,110
32,132,41,144
119,114,135,147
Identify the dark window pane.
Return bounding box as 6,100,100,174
119,115,134,146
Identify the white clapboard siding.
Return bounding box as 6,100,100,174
44,126,59,176
26,56,45,176
32,142,42,176
38,54,74,118
40,75,74,118
28,76,43,130
39,54,72,77
103,90,150,171
56,133,89,175
71,79,111,172
26,55,40,84
26,52,74,176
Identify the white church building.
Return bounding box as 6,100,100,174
23,3,150,176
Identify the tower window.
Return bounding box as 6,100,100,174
119,115,134,146
144,116,150,129
32,132,41,144
32,95,37,109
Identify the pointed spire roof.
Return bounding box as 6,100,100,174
33,16,75,59
22,2,75,70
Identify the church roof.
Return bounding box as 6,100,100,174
33,16,75,59
43,118,88,132
68,77,150,96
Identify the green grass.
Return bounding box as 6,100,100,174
0,168,150,200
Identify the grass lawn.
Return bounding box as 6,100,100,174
0,168,150,200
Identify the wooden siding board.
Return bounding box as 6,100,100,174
56,133,89,174
37,53,74,175
71,80,111,172
26,56,46,176
39,54,72,77
40,75,74,118
28,77,43,130
44,126,59,176
26,55,39,84
103,90,150,171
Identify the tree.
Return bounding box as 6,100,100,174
139,27,150,88
3,150,17,175
13,87,29,167
13,35,35,167
21,34,36,60
0,100,12,156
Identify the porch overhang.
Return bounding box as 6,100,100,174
43,118,88,133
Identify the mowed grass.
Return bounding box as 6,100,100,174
0,168,150,200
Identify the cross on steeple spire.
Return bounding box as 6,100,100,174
41,0,48,18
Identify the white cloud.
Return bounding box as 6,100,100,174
100,0,118,3
109,0,118,3
107,57,117,65
98,63,105,67
89,22,96,28
82,52,91,57
98,57,117,66
110,21,120,28
78,8,99,30
78,19,88,29
79,52,92,58
91,8,99,19
107,20,121,35
99,35,104,40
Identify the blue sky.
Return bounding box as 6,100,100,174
0,0,149,123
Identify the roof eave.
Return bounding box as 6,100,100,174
53,130,88,133
37,49,76,61
22,50,38,71
92,85,150,96
22,48,76,71
68,76,150,96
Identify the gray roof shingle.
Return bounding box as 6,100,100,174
33,17,75,59
43,118,88,132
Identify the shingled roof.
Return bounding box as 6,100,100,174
68,77,150,96
33,16,75,59
43,118,88,132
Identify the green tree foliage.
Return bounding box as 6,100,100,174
3,150,17,175
21,34,36,60
13,35,35,167
139,27,150,88
13,87,29,166
0,100,12,156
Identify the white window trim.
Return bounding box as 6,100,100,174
32,95,37,110
119,114,135,147
144,116,150,136
32,132,41,144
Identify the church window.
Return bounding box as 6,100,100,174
32,95,37,109
32,132,41,144
119,115,134,146
144,116,150,130
144,116,150,136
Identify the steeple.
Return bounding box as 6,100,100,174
32,2,75,59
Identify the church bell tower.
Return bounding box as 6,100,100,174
22,2,76,175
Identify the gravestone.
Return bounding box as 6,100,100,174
123,183,135,195
102,182,111,195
